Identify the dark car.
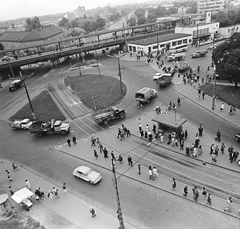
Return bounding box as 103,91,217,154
234,133,240,142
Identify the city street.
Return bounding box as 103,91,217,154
0,39,240,228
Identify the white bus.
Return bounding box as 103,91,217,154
169,44,188,54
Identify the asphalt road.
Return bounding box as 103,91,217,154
0,41,239,228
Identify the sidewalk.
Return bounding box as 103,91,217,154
0,159,136,229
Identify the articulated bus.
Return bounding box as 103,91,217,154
169,44,187,54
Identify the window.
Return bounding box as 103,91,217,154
129,46,132,51
153,45,158,49
178,40,182,45
172,41,177,46
133,46,136,52
183,39,187,43
160,44,165,47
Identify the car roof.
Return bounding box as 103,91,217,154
76,166,91,173
11,79,21,84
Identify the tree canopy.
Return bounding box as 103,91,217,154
212,33,240,87
25,16,41,32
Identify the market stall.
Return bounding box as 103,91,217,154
11,188,34,211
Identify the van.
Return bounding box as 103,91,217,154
168,53,185,61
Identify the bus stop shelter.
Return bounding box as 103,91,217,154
152,113,187,137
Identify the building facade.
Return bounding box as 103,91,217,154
197,0,226,14
218,24,240,37
74,6,86,18
128,33,192,56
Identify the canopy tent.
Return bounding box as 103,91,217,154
11,188,34,206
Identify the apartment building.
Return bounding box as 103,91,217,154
197,0,226,14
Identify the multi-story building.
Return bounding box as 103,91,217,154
74,6,86,18
197,0,226,14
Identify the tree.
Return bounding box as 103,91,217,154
137,16,147,25
127,17,136,27
212,33,240,87
95,17,106,30
109,12,121,22
58,17,70,28
70,19,79,29
25,16,41,32
82,21,93,33
0,42,4,50
167,7,177,15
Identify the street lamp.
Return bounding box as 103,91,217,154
111,159,125,229
211,39,216,111
107,52,127,94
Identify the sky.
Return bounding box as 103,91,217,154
0,0,152,22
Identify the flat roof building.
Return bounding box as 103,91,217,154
128,33,192,55
197,0,226,14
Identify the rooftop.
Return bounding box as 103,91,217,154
178,22,219,28
128,33,192,46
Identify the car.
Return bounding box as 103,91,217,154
191,50,208,58
73,165,102,184
208,44,219,50
153,73,164,80
9,118,33,130
9,79,23,92
234,133,240,142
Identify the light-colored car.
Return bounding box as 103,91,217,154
153,73,164,80
9,118,33,130
73,166,102,184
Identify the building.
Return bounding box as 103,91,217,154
197,0,226,14
74,6,86,18
127,33,192,56
175,22,219,43
0,25,63,49
218,23,240,37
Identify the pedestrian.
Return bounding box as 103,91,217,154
148,166,153,180
152,167,158,180
89,207,96,218
127,155,133,167
111,151,116,161
138,164,141,175
233,150,239,162
140,129,144,137
6,170,13,182
216,130,221,142
198,124,203,137
94,149,98,159
220,103,224,111
25,180,31,190
202,91,205,99
194,189,199,202
177,97,180,106
52,187,59,198
103,147,108,158
211,153,217,164
120,131,125,141
192,186,197,200
198,89,201,98
183,185,188,197
146,124,149,132
185,146,190,157
62,183,67,193
180,139,184,150
202,187,207,200
96,137,100,145
67,138,71,147
184,129,188,139
126,128,131,137
160,134,164,144
198,145,203,156
99,141,103,153
91,135,96,146
48,190,54,203
224,197,232,212
152,124,156,134
8,186,14,196
139,123,142,132
12,162,18,171
206,193,212,206
220,143,225,154
171,178,176,190
202,77,204,84
210,144,214,155
215,145,219,156
72,135,77,144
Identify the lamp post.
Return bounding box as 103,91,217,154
23,80,36,120
211,39,216,111
107,52,127,94
92,96,96,111
111,159,125,229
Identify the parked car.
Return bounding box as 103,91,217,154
156,74,172,87
153,73,163,80
9,118,33,130
9,79,23,92
234,133,240,142
73,166,102,184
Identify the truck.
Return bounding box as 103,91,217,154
29,119,70,137
156,74,172,87
92,106,126,124
191,50,208,58
135,87,157,104
9,118,33,130
167,53,185,61
9,79,23,92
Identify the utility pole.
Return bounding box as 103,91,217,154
111,159,125,229
211,38,216,110
117,57,123,94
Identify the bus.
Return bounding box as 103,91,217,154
169,44,187,54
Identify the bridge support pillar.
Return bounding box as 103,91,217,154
0,66,21,81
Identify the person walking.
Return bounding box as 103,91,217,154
103,147,108,158
89,207,96,218
99,141,103,153
210,144,214,155
72,135,77,144
206,193,212,206
91,135,96,146
25,180,31,190
6,170,13,182
53,187,59,198
94,149,98,159
148,166,153,180
111,151,116,161
198,124,203,137
216,130,221,142
221,143,225,154
202,91,205,99
127,155,133,167
184,129,188,139
138,164,141,175
12,162,18,171
48,190,54,203
177,97,180,106
67,138,71,147
171,178,176,190
192,186,197,200
62,183,67,193
139,123,142,133
152,167,158,180
8,186,14,196
183,185,188,197
194,189,199,202
224,197,233,212
202,187,207,200
220,103,225,111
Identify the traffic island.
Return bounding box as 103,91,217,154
65,74,127,110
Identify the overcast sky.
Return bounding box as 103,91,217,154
0,0,152,22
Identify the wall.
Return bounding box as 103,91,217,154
219,24,240,37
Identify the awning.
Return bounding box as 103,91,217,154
152,113,187,129
193,33,212,39
11,188,34,204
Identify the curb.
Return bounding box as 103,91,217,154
55,146,240,219
175,87,240,129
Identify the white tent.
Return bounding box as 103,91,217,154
11,188,34,206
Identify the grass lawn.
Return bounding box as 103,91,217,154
9,90,66,121
67,74,127,110
200,83,240,108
